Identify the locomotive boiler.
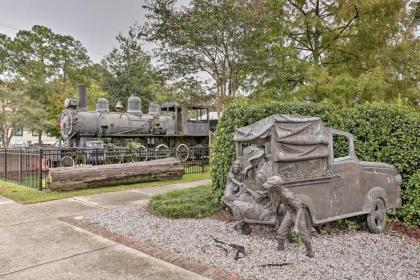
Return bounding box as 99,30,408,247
59,86,216,155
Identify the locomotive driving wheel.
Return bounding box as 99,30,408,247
176,144,190,162
60,156,74,167
155,144,170,159
137,144,148,161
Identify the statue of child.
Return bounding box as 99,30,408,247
223,160,244,207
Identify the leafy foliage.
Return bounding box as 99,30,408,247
211,101,419,225
398,170,420,227
101,25,163,110
142,0,264,112
1,25,91,138
252,0,419,106
150,184,219,218
0,85,47,147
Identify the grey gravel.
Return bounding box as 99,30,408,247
84,203,419,280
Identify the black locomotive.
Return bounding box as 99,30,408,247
59,86,216,161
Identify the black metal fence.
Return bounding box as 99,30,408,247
0,147,210,190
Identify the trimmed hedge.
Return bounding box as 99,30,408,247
398,170,420,227
210,102,420,226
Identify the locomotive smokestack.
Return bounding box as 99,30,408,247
77,85,87,111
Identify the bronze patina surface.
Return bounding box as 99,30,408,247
223,114,402,257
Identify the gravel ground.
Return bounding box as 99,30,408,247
85,203,419,280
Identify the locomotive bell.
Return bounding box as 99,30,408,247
115,101,124,109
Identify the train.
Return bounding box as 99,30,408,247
58,85,217,161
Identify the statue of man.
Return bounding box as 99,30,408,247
228,145,276,234
263,176,315,258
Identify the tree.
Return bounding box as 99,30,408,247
155,78,214,106
142,0,263,113
7,25,91,139
255,0,419,106
0,85,47,147
101,25,162,111
0,34,13,81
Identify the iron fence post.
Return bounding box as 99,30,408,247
38,149,43,190
4,148,7,180
18,149,23,183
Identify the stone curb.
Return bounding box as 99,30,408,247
60,216,245,280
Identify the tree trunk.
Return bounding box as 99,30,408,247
46,157,185,191
38,130,42,146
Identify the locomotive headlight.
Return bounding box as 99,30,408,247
59,110,74,137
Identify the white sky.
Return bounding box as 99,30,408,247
0,0,149,62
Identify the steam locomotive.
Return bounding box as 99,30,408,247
59,86,216,160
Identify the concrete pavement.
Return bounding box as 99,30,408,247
0,179,211,280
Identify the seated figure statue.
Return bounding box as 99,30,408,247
223,160,244,207
225,145,276,234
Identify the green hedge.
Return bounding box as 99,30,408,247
210,102,420,226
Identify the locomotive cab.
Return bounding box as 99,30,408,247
160,102,210,137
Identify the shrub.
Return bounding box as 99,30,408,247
397,170,420,227
211,102,419,226
149,184,219,218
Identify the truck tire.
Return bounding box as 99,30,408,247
367,198,387,234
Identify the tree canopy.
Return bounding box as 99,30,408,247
0,84,47,147
0,1,418,146
142,0,419,108
142,0,264,112
100,25,163,111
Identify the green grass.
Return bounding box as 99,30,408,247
0,173,210,204
149,184,220,219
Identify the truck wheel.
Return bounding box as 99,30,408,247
367,198,387,234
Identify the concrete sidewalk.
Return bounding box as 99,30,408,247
28,179,211,217
0,180,211,280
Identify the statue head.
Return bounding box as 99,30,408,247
263,175,284,189
231,160,241,174
243,144,264,167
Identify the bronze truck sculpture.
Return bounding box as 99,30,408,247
223,114,402,256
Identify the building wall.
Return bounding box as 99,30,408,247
9,130,58,147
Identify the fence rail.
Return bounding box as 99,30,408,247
0,147,210,190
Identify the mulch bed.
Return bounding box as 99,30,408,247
388,221,420,242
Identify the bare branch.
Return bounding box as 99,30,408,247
321,6,359,52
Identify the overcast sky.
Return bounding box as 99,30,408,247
0,0,149,62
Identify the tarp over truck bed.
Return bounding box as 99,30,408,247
234,114,329,162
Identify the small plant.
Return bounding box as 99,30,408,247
332,217,367,232
289,233,302,246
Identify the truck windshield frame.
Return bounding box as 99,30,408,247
328,128,358,164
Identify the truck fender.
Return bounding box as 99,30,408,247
363,187,388,212
295,194,316,224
